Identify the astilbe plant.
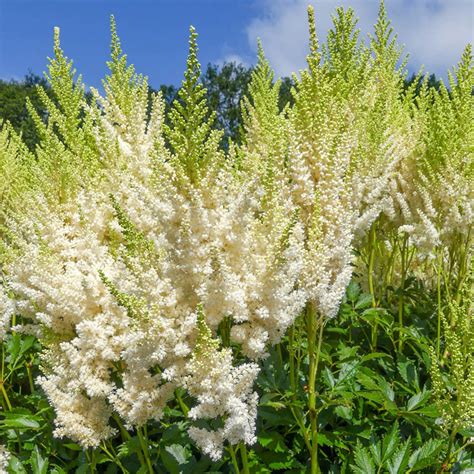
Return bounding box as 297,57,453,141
430,275,474,468
0,17,305,464
0,2,473,472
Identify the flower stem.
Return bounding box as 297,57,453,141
137,426,153,474
239,443,250,474
368,223,378,350
306,302,323,474
26,357,35,394
0,381,12,411
436,247,443,357
398,234,408,351
227,444,240,473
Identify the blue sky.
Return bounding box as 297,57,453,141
0,0,472,88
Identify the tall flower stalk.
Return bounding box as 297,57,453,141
0,2,472,471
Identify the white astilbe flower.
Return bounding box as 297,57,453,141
185,312,259,460
350,125,416,240
0,288,14,341
38,373,116,448
0,24,305,455
288,121,355,318
385,46,473,264
0,444,10,474
290,133,353,318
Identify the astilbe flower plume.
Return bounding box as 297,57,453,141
1,2,471,463
286,6,355,319
430,277,474,433
396,45,473,257
0,19,305,457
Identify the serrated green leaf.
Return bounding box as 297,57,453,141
381,423,400,462
379,378,395,402
19,335,36,355
347,281,360,302
259,451,301,470
361,308,381,322
30,445,48,474
369,438,383,467
352,443,375,474
408,438,444,471
397,359,419,389
63,443,83,451
161,443,192,474
355,294,373,310
165,444,190,465
335,405,352,421
406,390,431,412
360,352,391,362
324,367,336,388
75,465,89,474
8,455,28,474
356,372,382,391
117,437,141,458
415,405,439,417
387,439,411,474
0,414,40,430
258,432,287,453
358,391,385,404
49,467,68,474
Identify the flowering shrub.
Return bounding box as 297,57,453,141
0,1,472,473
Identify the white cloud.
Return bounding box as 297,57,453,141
246,0,473,78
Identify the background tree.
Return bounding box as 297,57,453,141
4,64,443,152
201,61,252,145
0,72,50,149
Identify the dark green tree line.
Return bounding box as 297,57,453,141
1,64,442,150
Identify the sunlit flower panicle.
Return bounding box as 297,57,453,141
0,20,309,455
288,89,355,319
1,4,471,461
184,311,260,460
0,287,14,342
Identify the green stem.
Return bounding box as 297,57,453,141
85,449,97,473
383,237,396,306
113,414,131,440
288,326,296,396
239,443,250,474
227,444,240,474
368,222,377,308
137,427,153,474
368,224,379,350
0,376,22,455
26,358,35,394
101,442,129,474
436,247,443,358
306,302,323,474
176,389,189,417
453,229,471,305
113,415,146,469
398,234,408,351
440,426,458,472
0,382,12,411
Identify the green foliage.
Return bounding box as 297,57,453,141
350,426,445,474
1,3,473,474
0,73,51,150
